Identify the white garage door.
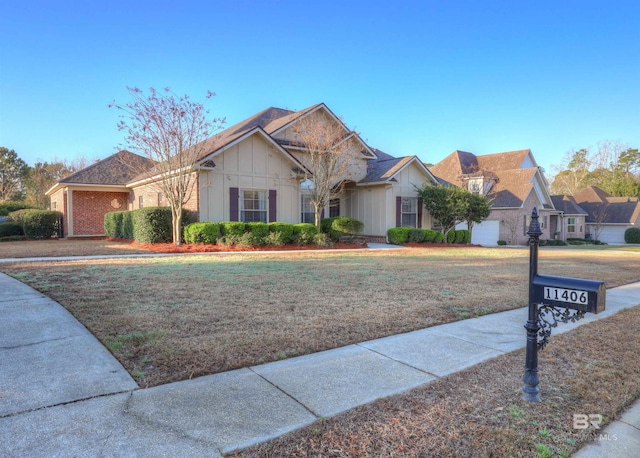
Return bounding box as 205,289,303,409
596,226,628,244
469,220,500,246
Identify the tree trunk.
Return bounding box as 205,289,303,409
172,205,182,246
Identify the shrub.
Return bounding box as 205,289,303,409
332,217,364,235
446,230,456,244
321,217,346,242
264,231,286,247
423,229,438,243
220,221,246,238
6,209,36,225
625,227,640,244
0,235,27,242
408,228,425,243
293,223,318,245
0,222,23,237
133,207,173,243
434,231,444,243
184,222,220,244
497,240,507,246
454,230,470,244
246,222,270,245
268,222,294,243
104,211,124,238
22,210,62,240
387,227,411,244
313,232,332,247
0,202,34,216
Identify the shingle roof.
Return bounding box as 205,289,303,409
573,186,640,224
476,149,531,171
359,148,431,185
550,195,588,215
60,150,154,185
488,168,537,208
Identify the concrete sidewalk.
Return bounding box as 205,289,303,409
1,273,639,457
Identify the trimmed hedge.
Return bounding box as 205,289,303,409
625,227,640,244
268,222,294,243
22,210,62,239
424,229,438,242
246,222,270,245
332,217,364,235
434,232,444,243
446,230,456,244
0,222,23,237
408,228,425,243
105,208,196,243
220,221,246,238
184,222,220,244
6,209,36,225
0,202,34,216
293,223,318,245
387,227,411,244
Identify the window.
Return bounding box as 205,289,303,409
139,195,144,208
301,194,314,223
401,197,418,228
468,178,483,194
241,190,267,222
52,201,57,210
330,199,340,218
567,217,576,233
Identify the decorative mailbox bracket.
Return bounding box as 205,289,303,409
522,208,605,402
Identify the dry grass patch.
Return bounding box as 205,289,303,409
237,305,640,457
0,239,151,258
1,247,639,389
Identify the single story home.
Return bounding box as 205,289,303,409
572,186,640,244
47,103,439,240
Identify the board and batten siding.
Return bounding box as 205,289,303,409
198,134,300,223
348,162,433,237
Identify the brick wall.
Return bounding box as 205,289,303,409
72,191,129,236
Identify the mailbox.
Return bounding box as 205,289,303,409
532,274,606,314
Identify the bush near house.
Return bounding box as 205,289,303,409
183,222,220,244
0,202,35,216
387,227,411,244
105,208,197,243
320,217,364,242
220,222,246,238
625,227,640,244
22,210,62,239
293,223,318,245
246,222,270,245
408,228,425,243
423,229,438,242
6,209,37,226
497,240,507,246
268,222,294,243
0,222,24,238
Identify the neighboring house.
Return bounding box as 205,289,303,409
572,186,640,244
549,195,589,241
47,103,439,240
429,149,556,245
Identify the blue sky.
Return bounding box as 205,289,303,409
1,1,639,177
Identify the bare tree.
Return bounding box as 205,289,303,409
501,212,522,245
588,203,609,242
110,87,224,245
291,110,361,230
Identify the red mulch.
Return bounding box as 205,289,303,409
119,240,365,254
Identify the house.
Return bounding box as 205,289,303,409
572,186,640,244
549,195,589,240
429,149,556,245
47,103,439,240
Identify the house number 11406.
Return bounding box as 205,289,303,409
543,287,588,305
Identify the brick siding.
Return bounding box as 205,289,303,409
72,191,129,236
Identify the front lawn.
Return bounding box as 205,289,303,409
2,247,639,388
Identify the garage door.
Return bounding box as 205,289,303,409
596,226,628,244
469,220,500,246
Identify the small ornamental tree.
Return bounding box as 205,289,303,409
416,184,473,243
462,192,492,240
110,87,225,245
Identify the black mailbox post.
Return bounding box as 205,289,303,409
522,208,605,402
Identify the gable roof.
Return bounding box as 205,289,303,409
550,195,588,215
573,186,640,224
46,150,154,195
430,149,549,209
359,148,437,185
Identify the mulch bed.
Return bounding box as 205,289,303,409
123,240,365,254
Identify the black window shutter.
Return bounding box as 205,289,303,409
417,198,423,228
230,187,239,221
269,189,277,222
396,196,402,227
